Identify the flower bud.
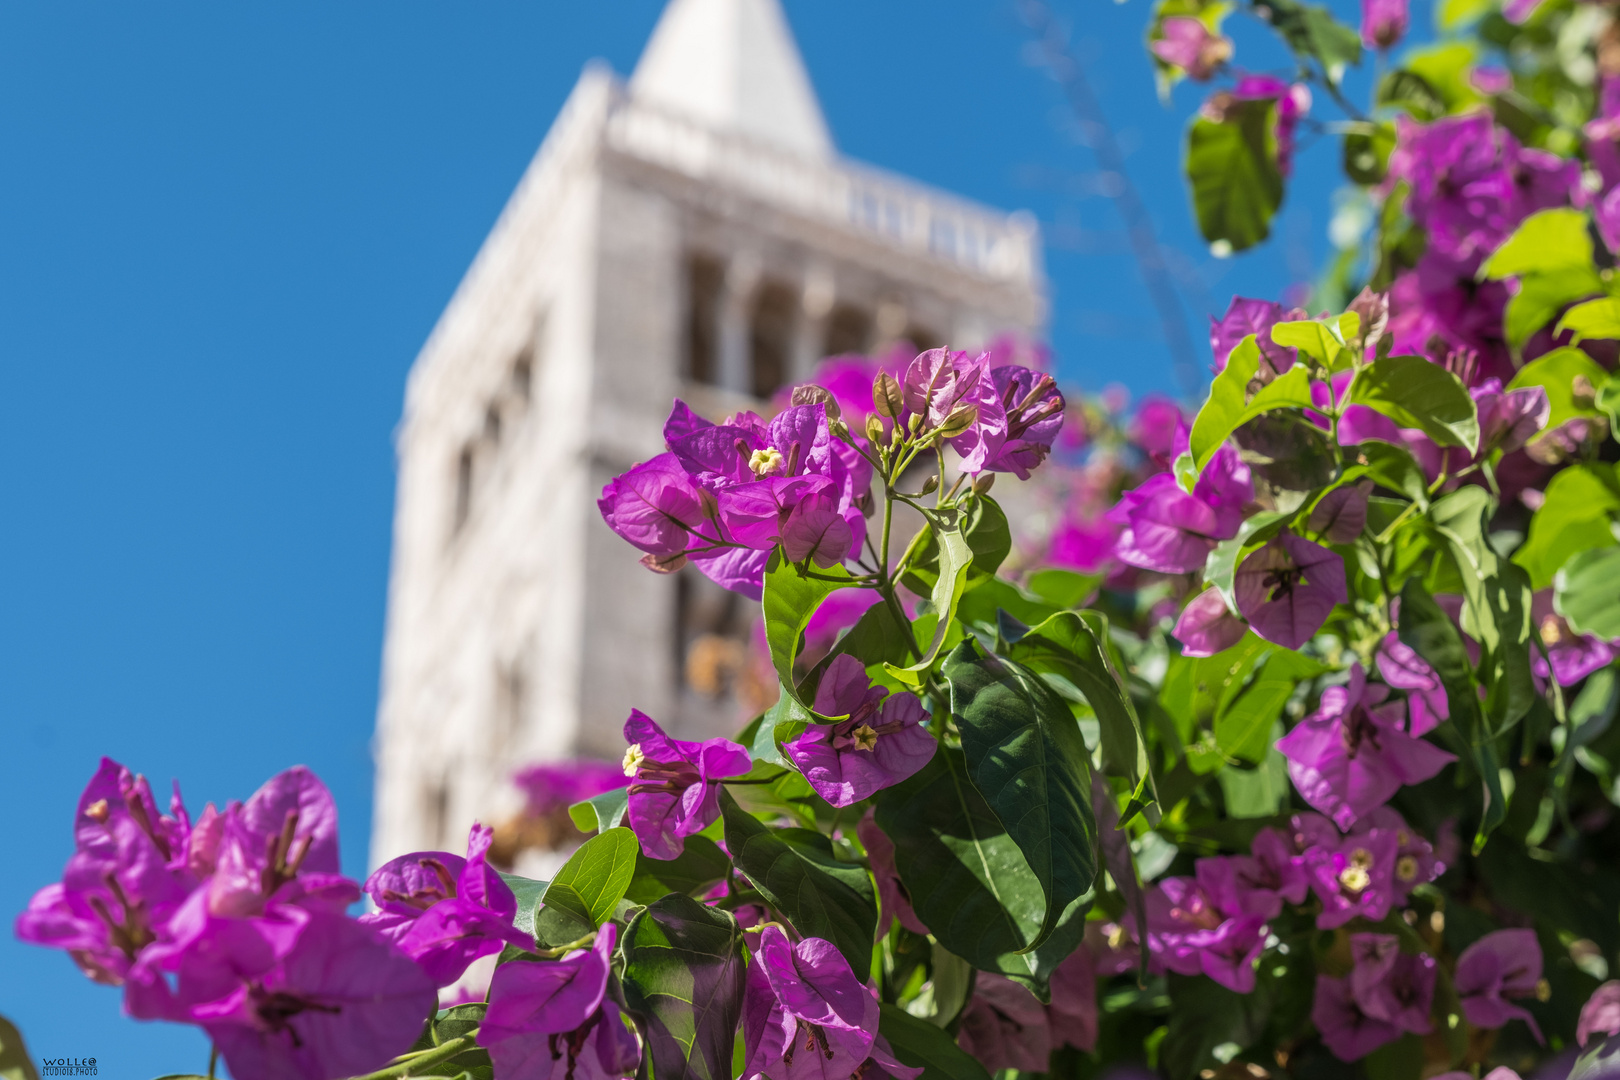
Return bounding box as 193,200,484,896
865,414,885,445
920,475,939,495
971,473,995,495
791,384,840,420
1574,374,1597,409
937,404,979,439
872,372,903,419
640,552,688,574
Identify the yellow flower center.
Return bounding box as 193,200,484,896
748,447,786,477
622,744,645,777
851,723,879,751
1396,855,1419,882
1340,848,1374,892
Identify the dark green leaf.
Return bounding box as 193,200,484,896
620,894,747,1080
1188,335,1315,474
568,787,629,835
624,835,731,905
1340,440,1429,508
877,1002,994,1080
954,578,1061,637
496,871,549,939
762,548,861,706
1376,68,1445,119
0,1016,36,1080
944,641,1097,949
1007,611,1158,825
902,495,1010,593
1343,123,1395,183
1556,546,1620,640
1513,463,1620,589
1186,99,1283,252
1024,568,1103,609
540,827,640,929
1160,972,1273,1080
1399,579,1506,850
1347,354,1479,451
720,790,876,973
1252,0,1363,82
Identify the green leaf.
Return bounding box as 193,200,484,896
620,894,747,1080
1161,972,1273,1080
1251,0,1363,83
1508,345,1608,433
1556,546,1620,640
0,1017,38,1080
1007,611,1159,825
1398,579,1507,850
1377,68,1446,119
762,548,861,709
877,1002,995,1080
943,640,1097,949
496,871,549,939
1513,463,1620,589
540,827,640,929
1483,210,1603,350
954,578,1061,638
1204,511,1290,607
1186,99,1283,252
1558,297,1620,343
1218,739,1290,818
568,786,628,835
624,835,731,905
1347,354,1480,451
1340,440,1429,508
719,790,876,974
1403,41,1484,113
1271,316,1356,371
902,495,1010,594
1024,568,1104,609
873,749,1091,987
1343,122,1395,184
1188,335,1316,473
887,511,973,685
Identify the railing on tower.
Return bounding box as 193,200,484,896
601,89,1040,289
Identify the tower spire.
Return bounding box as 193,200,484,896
629,0,834,159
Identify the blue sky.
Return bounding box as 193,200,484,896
0,0,1377,1072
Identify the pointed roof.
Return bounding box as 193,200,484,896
629,0,834,160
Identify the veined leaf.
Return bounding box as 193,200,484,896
496,871,550,939
761,548,861,707
943,641,1097,949
567,786,629,835
1186,99,1283,252
620,895,747,1080
1555,546,1620,641
1558,297,1620,343
1509,346,1609,432
1271,314,1358,371
623,835,731,905
1189,335,1316,474
1339,440,1429,508
887,510,973,686
1484,211,1604,350
1347,354,1479,451
1513,463,1620,589
903,495,1010,594
720,790,876,973
540,827,640,929
878,1003,994,1080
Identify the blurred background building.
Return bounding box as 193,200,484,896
370,0,1047,872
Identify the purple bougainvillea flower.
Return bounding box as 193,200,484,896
857,811,927,935
480,925,641,1080
1047,945,1099,1053
204,767,350,920
1360,0,1408,48
1474,379,1549,455
360,823,531,987
1150,16,1232,81
1196,828,1309,920
597,453,716,564
1234,533,1347,650
899,349,1009,473
782,655,935,807
1308,481,1372,544
1456,929,1545,1041
955,974,1053,1072
1277,664,1454,829
1579,981,1620,1047
742,926,879,1080
195,908,437,1080
1304,825,1400,930
1313,975,1400,1061
1128,396,1184,466
1231,77,1312,176
718,476,837,551
513,761,629,818
1140,878,1267,992
1172,588,1248,658
15,758,200,989
1376,632,1448,736
1532,592,1620,687
1358,806,1444,905
1111,437,1252,574
621,711,751,860
1209,296,1305,373
779,490,853,568
985,365,1065,479
1349,933,1436,1034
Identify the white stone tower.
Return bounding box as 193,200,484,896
370,0,1047,866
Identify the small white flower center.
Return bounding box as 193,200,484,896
748,447,786,477
622,744,645,777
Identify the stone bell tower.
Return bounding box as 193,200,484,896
370,0,1047,866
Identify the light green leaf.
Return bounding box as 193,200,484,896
720,790,876,974
1251,0,1363,83
1507,346,1607,432
1513,463,1620,589
1271,315,1357,370
887,512,972,685
1483,210,1603,349
496,870,550,939
1555,546,1620,640
944,641,1097,950
1024,567,1104,609
568,786,628,835
1218,739,1290,818
540,827,640,929
1339,440,1429,508
1189,335,1316,473
1186,99,1283,252
878,1002,994,1080
620,895,747,1080
1558,297,1620,343
1347,354,1479,451
1008,611,1159,825
0,1017,38,1080
902,495,1010,594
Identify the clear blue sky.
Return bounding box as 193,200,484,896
0,1,1377,1073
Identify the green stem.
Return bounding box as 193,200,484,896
355,1035,476,1080
1374,500,1422,545
208,1046,218,1080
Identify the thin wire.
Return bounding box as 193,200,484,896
1016,0,1206,403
